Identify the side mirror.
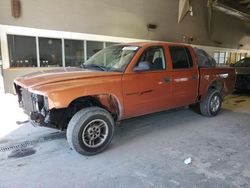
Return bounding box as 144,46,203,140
133,61,150,72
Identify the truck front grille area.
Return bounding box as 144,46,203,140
21,89,35,114
14,84,65,129
14,85,45,115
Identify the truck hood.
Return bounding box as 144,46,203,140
14,67,122,89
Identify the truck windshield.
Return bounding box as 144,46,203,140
83,45,139,72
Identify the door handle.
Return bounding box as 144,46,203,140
192,74,197,80
163,77,170,83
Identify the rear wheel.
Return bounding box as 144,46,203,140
200,89,222,117
66,107,114,155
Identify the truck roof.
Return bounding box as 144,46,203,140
126,42,191,48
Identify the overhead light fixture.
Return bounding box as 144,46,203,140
147,24,158,31
183,35,194,43
11,0,21,18
238,44,244,48
178,0,193,23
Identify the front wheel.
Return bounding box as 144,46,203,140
200,90,222,117
66,107,115,156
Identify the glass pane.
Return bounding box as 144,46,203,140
219,52,225,64
7,35,37,67
137,47,166,70
39,37,62,67
0,39,2,60
214,52,219,59
214,52,219,64
219,58,224,64
245,58,250,66
230,52,236,64
84,45,138,72
226,52,231,64
87,41,104,59
224,52,228,64
169,46,190,69
236,53,241,62
106,42,119,47
65,39,84,67
184,47,193,67
240,53,246,60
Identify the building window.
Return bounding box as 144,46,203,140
0,40,2,61
219,52,226,64
87,41,104,59
214,51,247,65
106,42,119,47
65,39,84,67
214,52,219,64
39,37,62,67
7,35,37,67
6,33,122,68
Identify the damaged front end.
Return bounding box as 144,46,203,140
14,84,67,129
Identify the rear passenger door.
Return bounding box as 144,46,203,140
169,46,199,107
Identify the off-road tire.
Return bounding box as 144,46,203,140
66,107,114,156
200,89,222,117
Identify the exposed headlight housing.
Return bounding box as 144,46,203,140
31,93,48,112
43,96,49,111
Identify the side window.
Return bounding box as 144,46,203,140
244,58,250,67
169,46,193,69
137,47,166,71
0,39,2,61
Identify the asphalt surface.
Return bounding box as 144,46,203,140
0,91,250,188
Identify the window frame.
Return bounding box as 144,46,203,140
169,46,194,70
5,33,124,69
7,34,38,68
134,46,167,72
38,37,63,67
86,40,105,60
64,39,85,67
0,39,2,61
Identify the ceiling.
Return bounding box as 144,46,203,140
220,0,250,13
213,0,250,22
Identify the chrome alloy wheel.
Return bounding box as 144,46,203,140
210,95,220,112
82,119,109,148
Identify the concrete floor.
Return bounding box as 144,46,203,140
0,91,250,188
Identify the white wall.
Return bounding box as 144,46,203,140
1,24,249,69
0,0,250,93
1,24,250,93
0,0,249,50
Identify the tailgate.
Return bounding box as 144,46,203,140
199,67,236,98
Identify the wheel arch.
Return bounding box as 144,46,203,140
200,79,225,101
67,94,122,121
208,79,224,93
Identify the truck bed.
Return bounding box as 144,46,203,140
199,67,236,99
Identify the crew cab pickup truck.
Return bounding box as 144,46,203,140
14,42,236,155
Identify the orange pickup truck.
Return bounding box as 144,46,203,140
14,42,235,155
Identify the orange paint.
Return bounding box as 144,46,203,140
14,42,235,121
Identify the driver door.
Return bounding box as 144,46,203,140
122,46,173,118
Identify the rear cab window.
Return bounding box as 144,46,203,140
169,46,193,69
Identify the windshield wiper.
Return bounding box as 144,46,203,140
82,64,108,71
